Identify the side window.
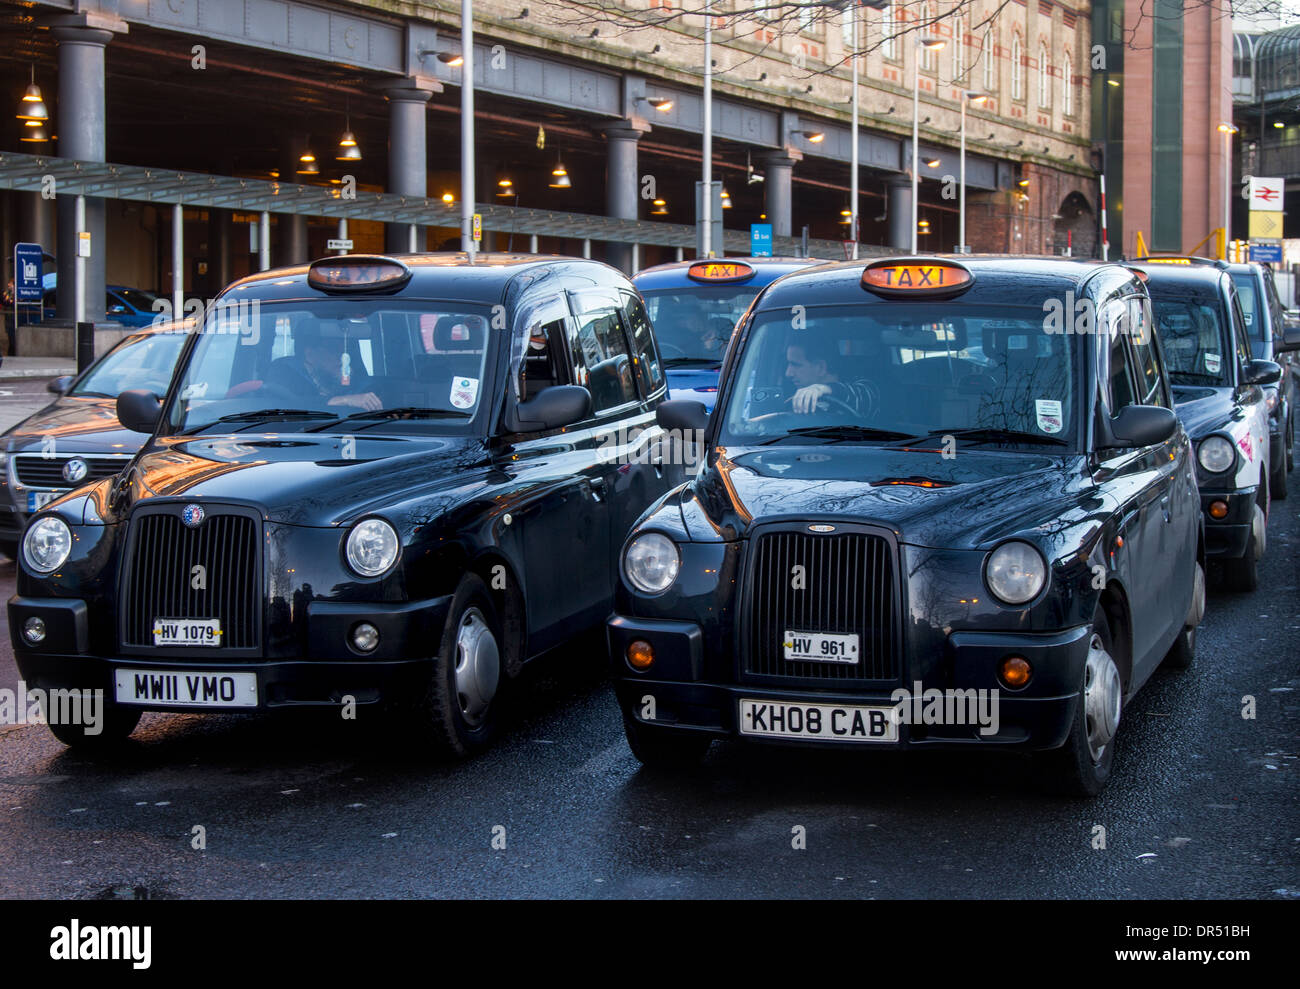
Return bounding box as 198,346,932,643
620,291,664,397
567,293,638,414
1229,290,1251,368
1263,269,1285,340
509,295,570,405
1102,300,1138,413
1126,295,1170,408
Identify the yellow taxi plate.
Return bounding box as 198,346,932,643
861,260,973,296
687,261,755,283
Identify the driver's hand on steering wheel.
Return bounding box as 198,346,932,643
328,391,383,412
790,382,831,414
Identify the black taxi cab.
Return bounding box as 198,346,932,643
1129,258,1281,592
608,256,1204,796
10,253,679,755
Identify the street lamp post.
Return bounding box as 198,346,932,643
460,0,475,256
702,0,714,258
850,4,859,259
959,91,987,254
912,35,946,254
1217,122,1238,260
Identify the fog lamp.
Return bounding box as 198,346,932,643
626,639,655,671
351,622,380,653
23,616,46,643
998,655,1032,689
1208,500,1229,520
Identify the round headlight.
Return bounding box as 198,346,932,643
345,518,399,577
985,541,1047,605
23,516,72,574
1197,435,1235,473
623,532,680,595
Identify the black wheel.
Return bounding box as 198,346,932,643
1270,446,1288,500
405,573,503,758
1163,561,1204,671
1287,414,1295,473
1036,609,1122,797
45,701,141,752
1223,503,1264,593
623,714,711,769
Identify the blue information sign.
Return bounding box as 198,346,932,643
750,223,773,258
13,242,43,302
1248,243,1283,264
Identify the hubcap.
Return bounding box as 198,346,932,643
452,607,500,727
1083,632,1122,764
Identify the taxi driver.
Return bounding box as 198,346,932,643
270,318,382,412
785,336,868,415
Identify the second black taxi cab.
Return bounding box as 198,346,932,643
608,256,1204,796
10,254,680,756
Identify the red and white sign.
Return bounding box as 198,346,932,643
1248,177,1284,212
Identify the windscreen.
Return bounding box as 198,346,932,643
640,285,760,364
72,331,187,399
1146,284,1232,386
168,300,494,434
718,303,1077,449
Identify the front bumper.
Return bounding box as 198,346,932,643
608,616,1092,751
9,593,451,711
1199,488,1256,559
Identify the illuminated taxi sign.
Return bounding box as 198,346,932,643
1137,257,1192,265
307,256,412,293
687,261,755,283
861,260,973,297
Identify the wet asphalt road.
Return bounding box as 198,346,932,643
0,489,1296,900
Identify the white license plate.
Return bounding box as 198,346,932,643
153,618,222,647
738,699,898,743
27,491,59,511
783,630,859,664
115,669,258,708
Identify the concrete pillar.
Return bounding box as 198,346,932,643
603,122,644,274
887,178,912,251
207,208,233,294
50,14,124,324
18,193,56,254
275,139,310,268
761,152,799,239
385,81,433,254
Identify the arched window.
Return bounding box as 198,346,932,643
953,16,965,81
1011,34,1023,100
1063,51,1073,114
1038,43,1051,106
920,2,935,71
882,3,897,60
983,28,995,91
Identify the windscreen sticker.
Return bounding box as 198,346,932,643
1007,335,1029,350
450,376,479,409
1205,353,1221,374
1035,399,1063,434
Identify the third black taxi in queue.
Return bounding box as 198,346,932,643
10,253,680,756
608,257,1204,796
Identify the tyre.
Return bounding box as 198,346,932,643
1163,561,1204,671
1270,443,1288,500
623,715,712,769
405,573,504,758
1287,414,1295,473
45,701,141,752
1036,609,1122,797
1223,502,1264,593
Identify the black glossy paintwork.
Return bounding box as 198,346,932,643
10,254,681,710
609,258,1202,750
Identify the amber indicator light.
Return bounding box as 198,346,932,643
861,260,973,296
687,261,755,283
626,640,655,671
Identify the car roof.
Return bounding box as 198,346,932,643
220,253,631,307
633,256,827,290
1128,260,1232,293
752,256,1130,311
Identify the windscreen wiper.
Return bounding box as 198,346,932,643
759,424,920,445
306,407,472,431
900,427,1069,447
663,357,723,369
188,409,337,432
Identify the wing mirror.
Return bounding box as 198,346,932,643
1107,405,1178,449
656,399,710,434
116,389,162,434
1242,359,1282,386
1278,315,1300,353
46,375,74,395
506,384,592,432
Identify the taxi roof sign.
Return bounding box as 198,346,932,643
308,255,412,293
861,259,973,297
687,260,755,283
